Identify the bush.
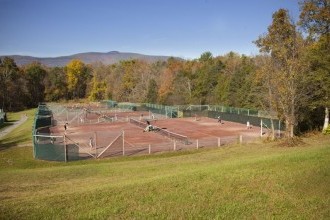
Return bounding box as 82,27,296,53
323,125,330,134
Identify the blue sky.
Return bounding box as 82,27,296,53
0,0,300,59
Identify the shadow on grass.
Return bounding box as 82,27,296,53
0,136,32,151
0,122,15,130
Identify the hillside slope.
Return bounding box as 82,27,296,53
0,51,176,67
0,110,329,220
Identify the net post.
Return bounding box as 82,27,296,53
149,144,151,154
218,137,221,147
173,140,176,151
239,135,243,144
196,139,199,149
260,119,263,137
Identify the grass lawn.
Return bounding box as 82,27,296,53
0,109,329,219
0,109,35,149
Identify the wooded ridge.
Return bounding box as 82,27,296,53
0,51,175,67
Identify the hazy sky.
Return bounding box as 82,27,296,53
0,0,300,59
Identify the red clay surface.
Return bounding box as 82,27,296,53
50,111,261,157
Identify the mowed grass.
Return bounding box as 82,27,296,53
0,110,329,219
0,109,35,149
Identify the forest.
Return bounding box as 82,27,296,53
0,0,329,137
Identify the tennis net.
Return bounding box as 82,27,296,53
156,128,189,144
129,118,147,128
129,118,189,144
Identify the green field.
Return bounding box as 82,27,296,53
0,110,329,219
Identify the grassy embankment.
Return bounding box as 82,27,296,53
0,109,329,219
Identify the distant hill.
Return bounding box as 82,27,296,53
0,51,176,67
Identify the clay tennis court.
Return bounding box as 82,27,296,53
49,109,262,159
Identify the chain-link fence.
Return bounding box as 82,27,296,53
33,103,281,162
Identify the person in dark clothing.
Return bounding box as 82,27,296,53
217,116,222,123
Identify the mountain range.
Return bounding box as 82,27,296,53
0,51,176,67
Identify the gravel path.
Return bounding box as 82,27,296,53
0,115,28,138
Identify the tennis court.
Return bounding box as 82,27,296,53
48,108,262,159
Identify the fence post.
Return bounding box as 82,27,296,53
94,132,97,158
278,120,281,138
94,131,97,148
64,135,67,162
197,139,199,149
122,130,125,156
149,144,151,154
260,119,263,137
239,135,243,144
174,140,176,151
218,137,221,147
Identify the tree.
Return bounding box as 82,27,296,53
23,62,47,107
89,77,107,101
254,55,279,139
171,60,198,104
299,0,330,132
192,52,221,104
128,60,152,103
0,57,22,111
227,55,255,108
66,59,90,99
44,67,68,101
88,63,108,101
145,78,158,103
299,0,330,39
116,60,139,102
255,9,306,138
158,58,182,104
214,52,241,105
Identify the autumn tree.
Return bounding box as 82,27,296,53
129,60,152,103
171,60,198,104
255,9,306,138
105,63,121,101
158,58,183,104
116,60,139,102
89,78,107,101
254,55,279,139
88,62,109,101
66,59,90,99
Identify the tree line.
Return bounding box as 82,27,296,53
0,0,329,136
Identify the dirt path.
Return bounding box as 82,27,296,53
0,115,28,139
